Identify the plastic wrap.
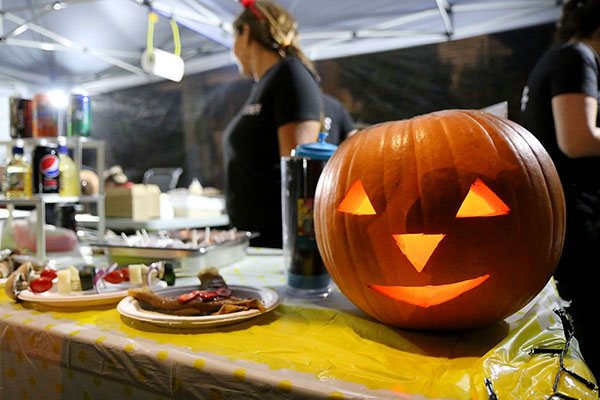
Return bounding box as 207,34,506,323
1,218,78,253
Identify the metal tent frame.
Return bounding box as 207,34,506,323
0,0,563,94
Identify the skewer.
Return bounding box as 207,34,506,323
192,229,199,247
121,232,131,246
142,229,150,244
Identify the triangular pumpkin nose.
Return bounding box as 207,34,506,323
392,233,446,273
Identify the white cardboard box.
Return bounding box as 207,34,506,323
105,184,161,221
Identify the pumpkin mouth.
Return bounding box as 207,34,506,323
367,274,489,308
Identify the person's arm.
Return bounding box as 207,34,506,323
277,120,320,156
553,93,600,158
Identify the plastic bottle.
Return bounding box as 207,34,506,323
3,145,32,199
58,145,80,197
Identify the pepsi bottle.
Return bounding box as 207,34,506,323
33,143,60,193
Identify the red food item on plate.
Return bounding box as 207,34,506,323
40,269,57,280
104,270,125,284
30,277,53,293
178,290,201,303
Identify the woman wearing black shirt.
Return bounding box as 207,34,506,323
223,0,322,248
521,0,600,379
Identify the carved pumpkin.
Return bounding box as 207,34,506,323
314,110,565,330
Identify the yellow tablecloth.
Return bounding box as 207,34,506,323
0,248,597,399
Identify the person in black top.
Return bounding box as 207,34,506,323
223,0,322,248
322,93,356,145
521,0,600,379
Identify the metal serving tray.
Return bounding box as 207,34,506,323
89,230,256,276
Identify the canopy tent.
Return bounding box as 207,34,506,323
0,0,563,95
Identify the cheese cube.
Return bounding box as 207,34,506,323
129,264,143,286
57,269,72,294
69,266,81,291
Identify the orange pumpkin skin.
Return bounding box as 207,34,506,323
314,110,565,331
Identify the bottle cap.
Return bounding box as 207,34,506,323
58,144,69,154
294,132,338,161
12,146,24,155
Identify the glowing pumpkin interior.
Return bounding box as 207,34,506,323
337,179,376,215
337,178,511,308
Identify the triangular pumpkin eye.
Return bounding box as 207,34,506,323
456,178,510,218
338,180,376,215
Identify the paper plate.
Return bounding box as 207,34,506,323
117,284,280,328
18,281,168,308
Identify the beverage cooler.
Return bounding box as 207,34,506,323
0,137,105,259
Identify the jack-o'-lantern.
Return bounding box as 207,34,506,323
314,110,565,330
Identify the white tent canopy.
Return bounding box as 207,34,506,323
0,0,562,95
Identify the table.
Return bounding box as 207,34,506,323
0,248,597,400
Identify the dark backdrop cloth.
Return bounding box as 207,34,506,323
90,23,556,190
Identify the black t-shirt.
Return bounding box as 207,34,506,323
223,56,321,247
521,43,600,375
521,42,600,201
322,93,355,145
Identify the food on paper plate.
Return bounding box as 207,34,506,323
56,269,72,294
128,267,265,316
4,261,173,299
0,249,43,279
0,257,13,279
5,262,35,300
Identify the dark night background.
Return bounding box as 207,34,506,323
90,22,557,189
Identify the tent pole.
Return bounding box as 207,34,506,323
373,9,440,30
3,38,140,59
2,9,53,40
149,6,232,48
435,0,454,38
455,0,559,12
0,65,51,86
455,6,557,38
2,12,145,75
132,0,233,48
180,0,224,27
0,0,101,15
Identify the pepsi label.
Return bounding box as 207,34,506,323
40,154,59,190
40,154,60,178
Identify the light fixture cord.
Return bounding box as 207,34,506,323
147,11,181,58
147,12,158,58
170,18,181,57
